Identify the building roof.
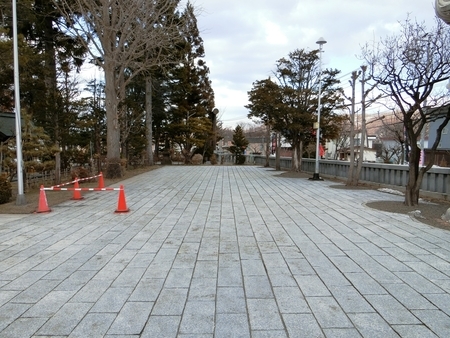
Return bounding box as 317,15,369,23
0,112,16,142
429,103,450,118
436,0,450,24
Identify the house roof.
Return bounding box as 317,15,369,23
429,103,450,118
340,147,377,153
0,112,16,142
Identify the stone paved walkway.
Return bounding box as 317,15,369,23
0,165,449,337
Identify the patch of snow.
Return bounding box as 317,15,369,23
378,188,404,196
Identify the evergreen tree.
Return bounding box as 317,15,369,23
121,75,147,166
229,125,249,165
246,78,284,167
78,79,107,173
164,3,215,164
273,49,344,171
1,114,57,187
53,0,189,178
0,0,86,184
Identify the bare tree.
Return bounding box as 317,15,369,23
333,116,351,160
346,66,380,186
362,17,450,206
54,0,187,177
379,144,403,164
377,113,406,164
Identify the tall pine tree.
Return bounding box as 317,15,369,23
229,125,249,165
165,3,215,164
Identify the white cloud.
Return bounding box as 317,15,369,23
194,0,440,128
264,21,289,45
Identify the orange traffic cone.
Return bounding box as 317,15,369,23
36,185,51,213
115,185,129,213
72,178,83,200
98,172,105,189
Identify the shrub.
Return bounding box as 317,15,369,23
191,154,203,165
210,154,218,165
71,166,92,180
0,176,12,204
105,158,123,178
237,154,246,165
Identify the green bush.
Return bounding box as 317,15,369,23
237,154,246,165
0,176,12,204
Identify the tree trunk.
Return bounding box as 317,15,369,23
299,140,304,171
355,67,367,184
43,16,61,184
292,138,302,172
104,65,122,178
292,141,300,171
346,71,358,186
405,129,420,206
55,148,61,185
265,125,270,167
275,133,281,171
145,75,154,166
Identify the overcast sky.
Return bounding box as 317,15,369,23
192,0,440,128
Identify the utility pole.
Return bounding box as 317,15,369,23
346,71,360,186
355,66,368,182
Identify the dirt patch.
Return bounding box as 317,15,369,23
366,200,450,231
0,166,159,214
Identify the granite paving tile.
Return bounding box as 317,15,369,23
214,313,250,338
412,309,450,337
282,313,324,338
107,301,153,335
0,166,450,337
36,302,92,336
247,298,285,331
140,315,181,338
0,317,47,338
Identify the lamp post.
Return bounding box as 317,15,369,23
211,108,219,153
209,108,219,163
311,37,327,181
13,0,26,204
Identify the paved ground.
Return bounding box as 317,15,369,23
0,165,449,338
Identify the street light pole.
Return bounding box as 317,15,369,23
212,108,219,153
311,37,327,181
12,0,26,205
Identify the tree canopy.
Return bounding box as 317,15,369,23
229,125,249,164
362,16,450,206
247,49,345,171
0,0,215,183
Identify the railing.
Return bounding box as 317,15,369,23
26,169,72,190
249,155,450,198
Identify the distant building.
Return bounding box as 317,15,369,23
435,0,450,25
426,104,450,166
0,112,16,142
